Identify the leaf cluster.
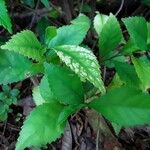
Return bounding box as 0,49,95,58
0,85,19,121
1,3,150,149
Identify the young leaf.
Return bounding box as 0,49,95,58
132,56,150,90
48,14,90,47
89,86,150,127
122,17,147,51
39,75,56,103
32,86,45,106
0,50,40,84
94,12,109,35
1,30,45,62
45,26,57,45
0,0,12,33
114,61,141,88
36,17,49,43
99,14,123,58
44,63,84,105
16,103,66,150
54,45,105,94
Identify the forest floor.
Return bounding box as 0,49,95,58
0,0,150,149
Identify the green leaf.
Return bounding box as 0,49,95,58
36,17,49,43
16,103,66,150
58,104,84,125
32,147,41,150
114,61,140,88
80,4,92,13
0,50,40,84
147,22,150,45
121,39,139,54
48,9,59,19
112,122,122,135
71,13,90,26
45,26,57,45
54,45,105,94
104,54,126,68
148,44,150,50
46,49,60,64
48,14,90,47
99,14,123,58
40,0,49,8
122,17,147,51
107,73,123,91
89,86,150,127
44,63,84,105
0,104,8,121
94,12,109,35
141,0,150,6
22,0,35,8
1,30,45,62
32,86,45,106
132,56,150,90
39,75,56,103
0,0,12,33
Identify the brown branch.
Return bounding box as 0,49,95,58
12,8,52,19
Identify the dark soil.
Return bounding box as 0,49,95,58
0,0,150,150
